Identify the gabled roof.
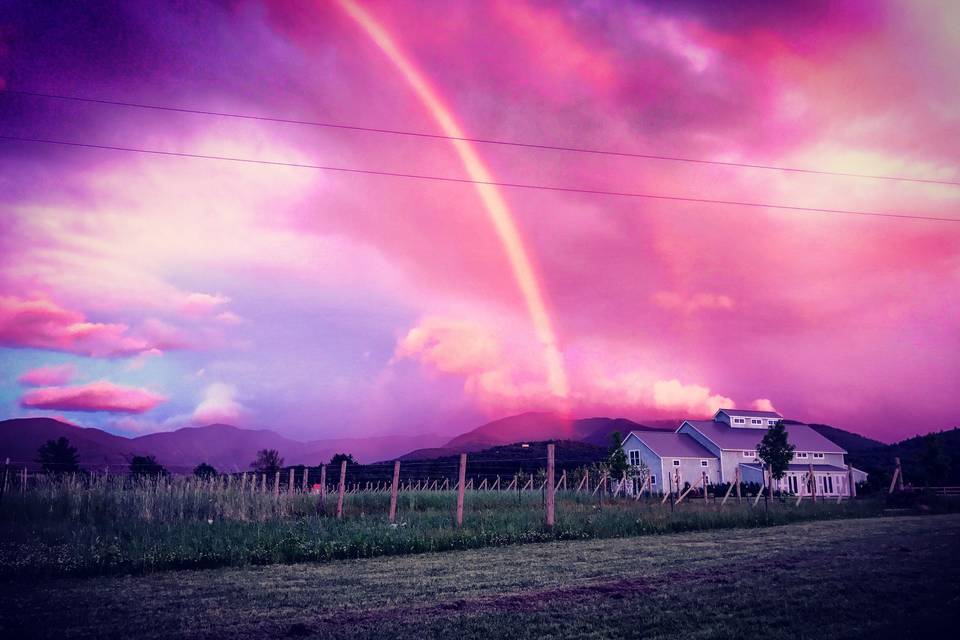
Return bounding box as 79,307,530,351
714,408,783,419
624,431,717,459
680,420,846,454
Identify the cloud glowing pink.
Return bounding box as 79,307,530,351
20,381,166,414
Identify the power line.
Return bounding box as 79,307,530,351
5,88,958,187
1,134,957,224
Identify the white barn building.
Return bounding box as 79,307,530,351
622,409,867,497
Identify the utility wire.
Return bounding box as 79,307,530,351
5,89,958,187
1,134,956,224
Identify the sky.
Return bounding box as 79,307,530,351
0,0,958,443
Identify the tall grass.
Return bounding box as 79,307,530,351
0,474,889,577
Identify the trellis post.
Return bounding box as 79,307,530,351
389,460,400,523
335,460,347,519
456,453,467,527
546,444,555,528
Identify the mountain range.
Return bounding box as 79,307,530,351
0,418,445,474
1,413,956,484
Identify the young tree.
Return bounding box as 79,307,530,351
757,421,796,486
36,436,80,473
193,462,218,479
329,453,356,467
130,455,167,478
251,449,284,474
607,431,629,481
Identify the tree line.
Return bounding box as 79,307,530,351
32,437,356,479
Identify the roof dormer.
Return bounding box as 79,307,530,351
714,408,783,428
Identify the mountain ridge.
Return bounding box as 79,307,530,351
0,418,444,473
2,414,951,482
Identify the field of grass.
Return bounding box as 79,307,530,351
0,475,899,576
1,514,958,639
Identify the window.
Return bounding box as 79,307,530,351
672,459,680,466
700,460,708,467
751,418,763,425
650,475,657,485
767,419,777,425
795,452,808,459
743,450,755,458
733,417,746,424
813,453,824,459
629,450,641,466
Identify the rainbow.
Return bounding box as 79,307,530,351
337,0,570,401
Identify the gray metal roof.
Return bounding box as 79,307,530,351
624,431,717,459
681,420,846,454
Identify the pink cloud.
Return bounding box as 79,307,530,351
651,379,734,417
20,381,166,414
0,297,150,357
179,292,231,317
395,317,502,375
191,382,247,425
395,316,737,418
17,363,77,387
752,398,778,413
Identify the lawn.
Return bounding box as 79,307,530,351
0,475,900,576
1,514,958,639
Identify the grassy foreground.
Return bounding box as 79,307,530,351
0,476,896,576
1,514,958,639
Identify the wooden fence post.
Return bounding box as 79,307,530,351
389,460,400,523
735,467,742,503
809,463,816,502
546,444,555,528
289,468,295,494
274,471,280,496
677,473,704,505
847,464,856,498
336,460,347,519
456,453,467,527
576,472,588,493
634,470,650,501
753,466,766,507
592,473,605,495
721,475,735,506
302,468,309,492
2,457,10,500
